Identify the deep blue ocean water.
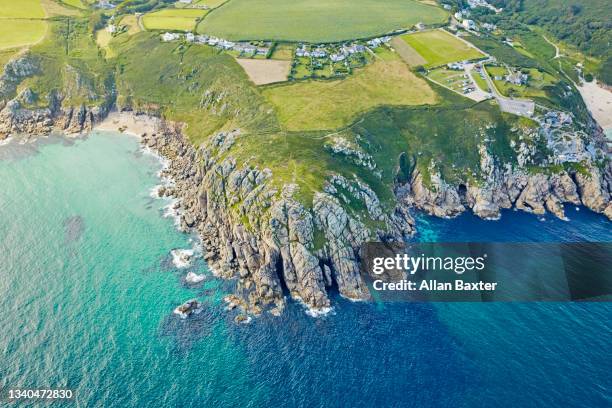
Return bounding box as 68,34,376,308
0,132,610,407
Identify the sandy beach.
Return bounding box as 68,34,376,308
95,111,161,137
577,80,612,133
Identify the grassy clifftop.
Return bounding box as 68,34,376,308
107,31,534,219
1,2,585,232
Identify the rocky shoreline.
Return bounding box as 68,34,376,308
1,101,610,315
1,55,610,315
140,121,416,316
139,119,611,317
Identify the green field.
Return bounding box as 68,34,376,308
198,0,448,42
401,29,484,68
262,54,438,131
0,0,45,18
0,19,47,50
471,70,489,92
143,9,208,31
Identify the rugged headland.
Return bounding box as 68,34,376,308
1,14,611,316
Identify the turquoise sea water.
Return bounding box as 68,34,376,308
0,132,610,407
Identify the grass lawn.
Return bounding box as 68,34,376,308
0,19,47,50
143,9,207,31
262,53,438,131
0,0,45,18
401,29,484,68
198,0,448,42
471,70,489,92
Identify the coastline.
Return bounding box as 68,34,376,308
2,106,611,317
94,111,161,137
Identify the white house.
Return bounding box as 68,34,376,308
161,32,180,42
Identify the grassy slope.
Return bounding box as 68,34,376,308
198,0,448,42
465,29,590,121
17,17,113,108
112,32,278,142
110,32,532,216
480,0,610,84
262,54,438,131
401,29,484,68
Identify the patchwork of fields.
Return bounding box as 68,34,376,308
198,0,448,42
400,29,484,68
143,9,208,31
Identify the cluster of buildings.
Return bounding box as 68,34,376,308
295,37,389,65
447,62,465,70
160,32,270,56
491,69,529,86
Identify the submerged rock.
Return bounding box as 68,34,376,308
173,299,202,319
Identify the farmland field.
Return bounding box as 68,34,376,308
198,0,448,42
0,0,45,19
390,37,426,66
143,9,208,31
236,58,291,85
401,29,484,68
0,19,47,50
262,54,438,131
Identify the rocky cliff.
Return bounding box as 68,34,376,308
407,131,612,222
139,116,610,317
0,54,111,139
2,53,610,317
141,122,415,316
